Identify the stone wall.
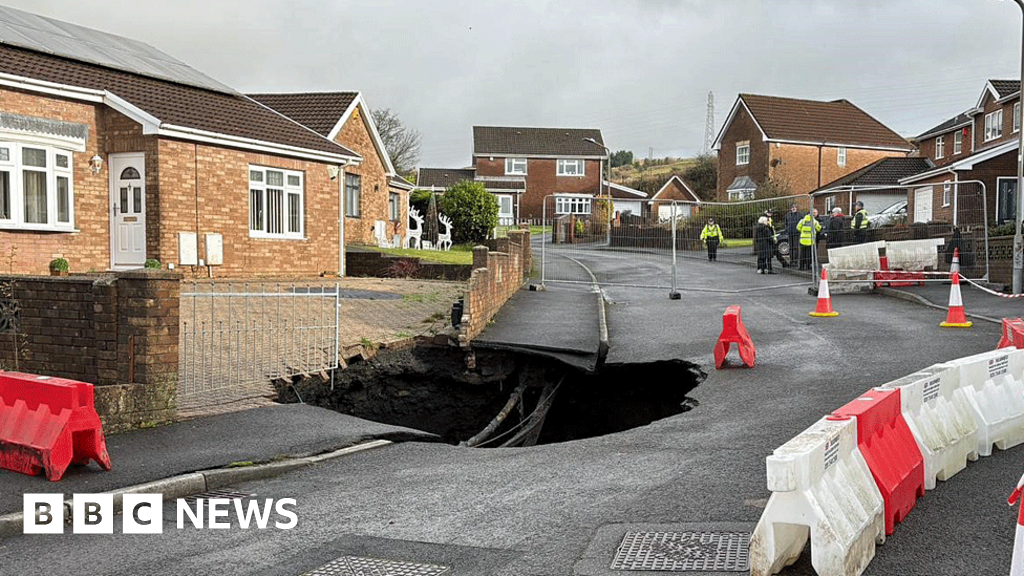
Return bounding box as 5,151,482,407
458,230,532,344
0,269,180,432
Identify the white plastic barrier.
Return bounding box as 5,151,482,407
885,238,945,270
750,415,884,576
944,348,1024,457
827,240,885,272
880,364,978,490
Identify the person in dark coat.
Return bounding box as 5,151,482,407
784,203,802,263
754,216,774,274
826,207,846,249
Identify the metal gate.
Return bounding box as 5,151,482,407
179,282,340,413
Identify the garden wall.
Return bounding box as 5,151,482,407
459,230,532,345
345,251,472,281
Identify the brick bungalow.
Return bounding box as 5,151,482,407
712,94,914,201
810,157,933,215
248,92,410,248
647,175,701,220
0,7,369,277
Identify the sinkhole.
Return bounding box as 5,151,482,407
276,345,704,447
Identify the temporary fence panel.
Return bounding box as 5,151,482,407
179,282,339,412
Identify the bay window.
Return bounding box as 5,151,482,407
249,165,304,239
0,142,75,230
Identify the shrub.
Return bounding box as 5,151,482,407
990,222,1019,237
144,259,161,269
388,258,421,278
48,257,69,272
438,181,498,244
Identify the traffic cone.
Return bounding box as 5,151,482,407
950,247,960,276
1008,472,1024,576
809,268,839,317
940,271,972,328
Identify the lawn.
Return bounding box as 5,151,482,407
495,225,549,237
723,238,753,248
371,244,474,265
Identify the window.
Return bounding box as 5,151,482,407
389,192,400,221
728,189,754,201
825,195,836,212
935,137,944,159
0,143,75,230
344,173,361,218
1016,102,1021,134
248,165,304,239
943,181,951,207
504,158,527,175
954,131,963,155
554,195,592,215
499,195,513,216
556,159,585,176
985,110,1003,142
837,147,847,167
736,142,750,166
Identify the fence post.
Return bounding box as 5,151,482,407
670,201,681,300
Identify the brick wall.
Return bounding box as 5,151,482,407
0,269,180,431
769,143,905,194
716,105,769,200
474,156,602,219
458,230,532,344
345,250,472,281
336,103,407,246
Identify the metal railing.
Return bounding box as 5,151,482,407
179,282,340,411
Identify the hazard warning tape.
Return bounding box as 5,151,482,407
960,276,1024,299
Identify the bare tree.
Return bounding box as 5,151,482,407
371,108,421,175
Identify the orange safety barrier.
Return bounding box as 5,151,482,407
998,318,1024,350
833,387,925,536
0,372,112,481
714,305,756,369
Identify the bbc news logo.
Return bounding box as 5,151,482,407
23,494,298,534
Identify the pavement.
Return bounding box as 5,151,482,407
2,243,1024,576
879,278,1022,324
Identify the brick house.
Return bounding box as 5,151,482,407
647,175,701,220
811,157,933,215
901,80,1022,226
712,94,913,201
0,7,372,277
248,92,410,247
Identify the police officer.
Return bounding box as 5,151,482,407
850,200,869,244
700,217,723,261
796,208,822,270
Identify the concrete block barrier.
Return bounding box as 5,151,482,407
750,415,884,576
944,348,1024,457
881,365,979,490
833,387,925,536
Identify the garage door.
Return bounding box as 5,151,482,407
914,187,933,223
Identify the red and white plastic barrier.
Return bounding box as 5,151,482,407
880,365,978,490
1010,471,1024,576
943,348,1024,457
750,415,884,576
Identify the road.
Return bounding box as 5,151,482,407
1,242,1017,576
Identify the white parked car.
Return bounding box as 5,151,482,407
868,200,907,228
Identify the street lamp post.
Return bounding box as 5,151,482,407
583,137,612,247
1010,0,1024,294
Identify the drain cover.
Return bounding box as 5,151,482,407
182,488,255,503
610,531,750,572
300,556,450,576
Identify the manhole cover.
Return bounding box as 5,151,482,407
610,531,750,572
300,556,450,576
181,488,255,503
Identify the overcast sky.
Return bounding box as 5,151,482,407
6,0,1024,168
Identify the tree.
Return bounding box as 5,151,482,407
371,108,421,175
755,177,793,199
610,149,634,168
438,181,498,244
683,154,718,201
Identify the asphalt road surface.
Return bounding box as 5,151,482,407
1,243,1017,576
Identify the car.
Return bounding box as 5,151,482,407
868,200,908,228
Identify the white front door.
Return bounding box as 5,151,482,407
914,187,933,223
109,153,146,268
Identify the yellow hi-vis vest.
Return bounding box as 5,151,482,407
851,209,869,230
700,224,722,241
797,214,821,246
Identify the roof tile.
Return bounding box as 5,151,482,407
474,126,606,156
248,92,357,137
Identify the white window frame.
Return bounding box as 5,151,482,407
1016,102,1021,134
344,172,361,218
736,142,750,166
248,165,304,239
825,195,836,212
504,157,527,175
556,159,585,177
935,136,944,159
837,147,847,167
728,189,755,201
554,195,592,215
942,180,951,207
389,192,400,221
953,131,963,155
985,109,1003,142
0,141,76,232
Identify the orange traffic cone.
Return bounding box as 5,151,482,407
940,271,972,328
950,247,960,276
809,268,839,317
